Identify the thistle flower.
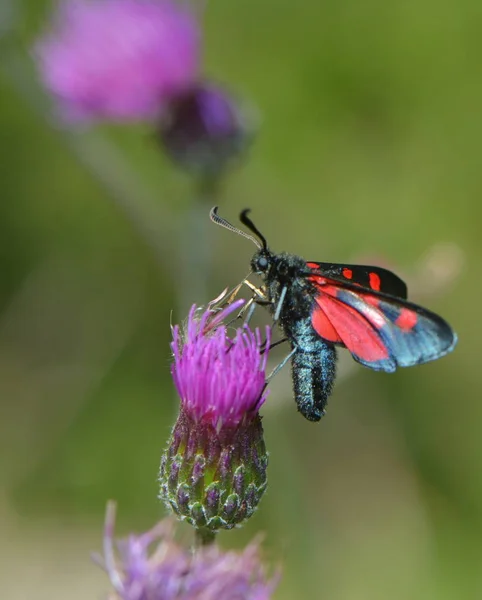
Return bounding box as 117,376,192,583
36,0,200,121
97,502,279,600
160,83,254,177
159,297,271,533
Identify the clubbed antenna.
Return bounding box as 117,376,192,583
239,209,268,251
210,206,263,250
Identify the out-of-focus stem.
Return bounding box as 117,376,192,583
177,177,221,314
0,35,175,273
195,526,217,548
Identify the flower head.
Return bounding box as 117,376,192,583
160,83,254,176
36,0,201,121
160,296,271,532
98,502,279,600
171,299,270,429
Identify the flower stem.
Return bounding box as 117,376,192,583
178,176,221,314
195,527,217,547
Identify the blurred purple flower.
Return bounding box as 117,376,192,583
160,83,254,176
98,502,279,600
36,0,201,122
171,298,270,429
160,295,271,531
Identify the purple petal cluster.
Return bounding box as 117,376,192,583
36,0,200,121
171,301,271,428
100,503,278,600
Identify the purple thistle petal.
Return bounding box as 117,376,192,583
98,503,279,600
171,301,271,428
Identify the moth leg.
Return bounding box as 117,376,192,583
220,272,260,308
242,299,257,326
225,281,245,304
243,279,270,302
259,336,288,354
267,346,297,382
241,279,286,328
229,294,262,326
231,296,259,326
222,277,264,326
236,279,272,325
222,274,253,307
273,285,288,323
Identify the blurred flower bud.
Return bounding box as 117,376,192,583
159,299,271,532
159,83,255,177
35,0,200,122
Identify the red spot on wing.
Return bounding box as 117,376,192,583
342,268,353,279
395,308,418,331
306,262,319,270
314,294,389,361
369,272,381,291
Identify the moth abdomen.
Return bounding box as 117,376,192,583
290,320,337,422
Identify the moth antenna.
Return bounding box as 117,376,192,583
239,209,268,251
210,206,262,250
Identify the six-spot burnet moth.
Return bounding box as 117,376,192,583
210,207,457,422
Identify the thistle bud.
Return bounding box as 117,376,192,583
159,299,271,532
159,84,255,177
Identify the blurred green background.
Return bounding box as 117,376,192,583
0,1,480,598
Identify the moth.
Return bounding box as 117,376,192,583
211,207,457,421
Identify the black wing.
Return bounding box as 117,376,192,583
306,261,408,299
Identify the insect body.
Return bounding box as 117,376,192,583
211,208,458,421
